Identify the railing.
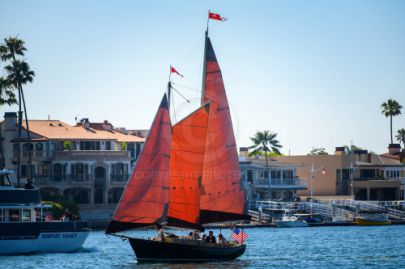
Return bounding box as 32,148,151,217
254,177,307,189
13,151,48,159
53,150,129,159
35,174,92,186
334,200,405,220
110,174,129,182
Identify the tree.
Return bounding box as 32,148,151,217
344,144,363,154
0,37,35,186
396,129,405,148
248,131,282,188
308,147,328,155
381,99,402,144
0,77,17,106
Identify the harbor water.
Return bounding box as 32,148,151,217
1,225,405,269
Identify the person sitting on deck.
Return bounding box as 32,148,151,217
24,178,36,189
206,231,216,244
192,231,200,240
201,233,207,241
60,208,72,221
217,233,226,244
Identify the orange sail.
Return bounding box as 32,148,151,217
106,95,172,233
200,34,250,223
167,103,210,230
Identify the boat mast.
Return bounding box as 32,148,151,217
168,65,172,110
201,11,209,105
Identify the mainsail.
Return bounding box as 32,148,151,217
167,103,210,231
106,95,172,234
199,33,250,223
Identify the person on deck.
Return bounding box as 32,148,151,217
201,233,207,241
192,231,200,240
24,178,36,189
217,233,226,244
206,231,216,244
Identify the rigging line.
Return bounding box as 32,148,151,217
171,86,190,103
171,82,210,101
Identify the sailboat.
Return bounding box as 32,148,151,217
105,20,250,262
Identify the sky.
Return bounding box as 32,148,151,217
0,0,404,155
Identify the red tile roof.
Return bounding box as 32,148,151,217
21,120,145,143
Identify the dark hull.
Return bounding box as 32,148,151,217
128,237,246,262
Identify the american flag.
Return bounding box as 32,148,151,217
231,228,248,244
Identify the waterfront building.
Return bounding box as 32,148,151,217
0,112,145,222
239,148,307,207
274,145,405,201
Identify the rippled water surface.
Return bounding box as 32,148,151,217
1,225,405,268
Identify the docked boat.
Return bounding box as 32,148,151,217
106,14,250,262
355,210,391,226
275,210,309,228
0,170,90,255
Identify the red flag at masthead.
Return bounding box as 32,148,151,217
171,66,183,77
209,12,227,21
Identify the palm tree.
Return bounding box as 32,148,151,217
248,131,282,189
0,37,35,186
0,77,17,169
0,77,17,106
381,99,402,144
396,129,405,148
0,37,26,61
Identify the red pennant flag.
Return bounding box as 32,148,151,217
171,66,183,77
209,12,227,21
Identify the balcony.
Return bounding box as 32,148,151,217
110,174,129,186
12,151,50,162
34,174,92,188
53,150,130,160
253,177,307,190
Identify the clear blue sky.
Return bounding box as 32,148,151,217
1,0,404,155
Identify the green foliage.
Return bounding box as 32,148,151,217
121,141,127,150
0,77,17,106
63,141,72,150
396,129,405,147
42,196,79,219
308,147,328,155
381,99,402,144
248,130,282,156
343,144,363,153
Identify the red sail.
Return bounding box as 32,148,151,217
167,103,210,231
200,35,250,223
106,95,171,233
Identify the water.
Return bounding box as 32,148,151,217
1,226,405,269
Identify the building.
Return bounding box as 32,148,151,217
239,148,307,207
0,112,145,221
274,146,405,201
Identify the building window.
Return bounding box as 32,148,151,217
247,170,253,183
37,164,50,177
135,143,141,159
53,163,65,181
79,141,101,150
21,165,35,177
71,163,89,181
282,170,293,179
127,143,135,158
22,210,31,222
106,141,111,150
271,171,281,179
9,209,20,222
35,143,43,151
111,163,128,181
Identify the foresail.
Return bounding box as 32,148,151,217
200,36,250,223
167,103,210,231
106,95,172,234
